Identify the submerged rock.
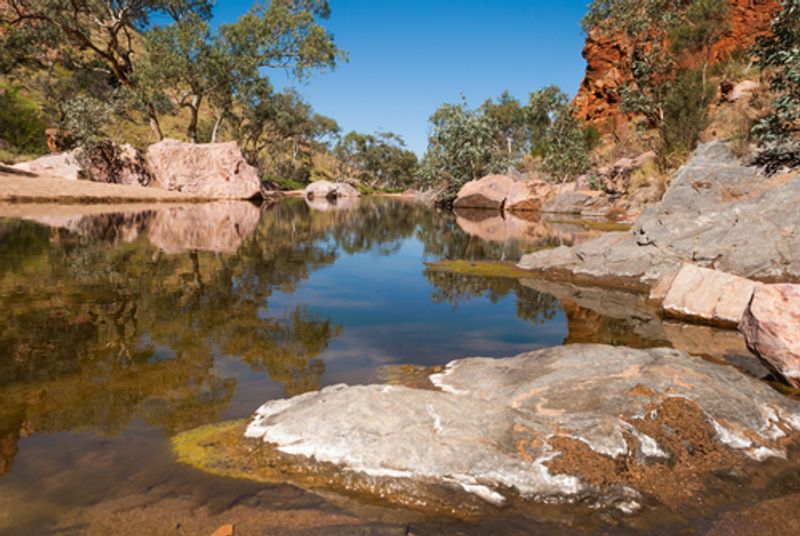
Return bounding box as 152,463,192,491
239,345,800,514
518,142,800,285
146,139,262,199
741,284,800,387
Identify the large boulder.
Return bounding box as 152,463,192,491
454,175,556,212
12,152,82,181
304,180,360,200
234,344,800,515
519,142,800,286
661,264,760,327
740,284,800,387
146,139,262,199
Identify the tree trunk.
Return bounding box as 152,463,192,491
147,102,164,142
211,114,223,143
186,95,202,144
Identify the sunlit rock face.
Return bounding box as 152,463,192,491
741,284,800,388
147,139,262,199
244,344,800,513
454,175,556,212
148,202,261,254
12,152,82,181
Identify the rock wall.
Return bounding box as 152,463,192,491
574,0,780,129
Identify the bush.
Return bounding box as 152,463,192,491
541,108,590,182
0,87,48,154
657,70,714,170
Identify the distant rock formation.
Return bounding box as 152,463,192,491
574,0,780,129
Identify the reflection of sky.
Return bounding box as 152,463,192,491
266,233,567,390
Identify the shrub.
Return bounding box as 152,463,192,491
657,69,715,170
0,86,48,154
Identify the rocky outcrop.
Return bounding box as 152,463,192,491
740,284,800,387
146,139,263,199
237,344,800,514
518,142,800,286
575,0,780,129
454,175,556,212
12,152,82,181
661,264,761,327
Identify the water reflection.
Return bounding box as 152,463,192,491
454,209,600,248
0,198,551,479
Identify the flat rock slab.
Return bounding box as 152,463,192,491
661,264,759,327
741,284,800,387
243,344,800,514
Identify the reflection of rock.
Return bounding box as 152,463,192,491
148,202,261,254
305,195,359,212
662,322,769,379
454,175,556,212
741,284,800,388
518,143,800,286
147,139,262,199
305,180,360,200
0,415,22,477
242,345,800,514
454,209,598,246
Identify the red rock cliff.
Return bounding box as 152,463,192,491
574,0,781,130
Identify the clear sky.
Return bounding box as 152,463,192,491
213,1,590,155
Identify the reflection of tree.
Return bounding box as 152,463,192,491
424,270,560,326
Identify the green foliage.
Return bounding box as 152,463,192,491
334,131,418,189
657,69,715,170
479,91,529,158
416,99,509,201
541,107,591,182
0,86,47,154
750,0,800,173
585,0,736,167
527,86,569,157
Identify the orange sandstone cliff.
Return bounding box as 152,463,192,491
574,0,781,130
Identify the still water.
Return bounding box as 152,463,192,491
1,197,619,534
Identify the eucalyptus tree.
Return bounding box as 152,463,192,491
751,0,800,173
417,100,508,201
0,0,215,140
334,131,418,188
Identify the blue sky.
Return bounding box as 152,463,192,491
213,1,590,155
